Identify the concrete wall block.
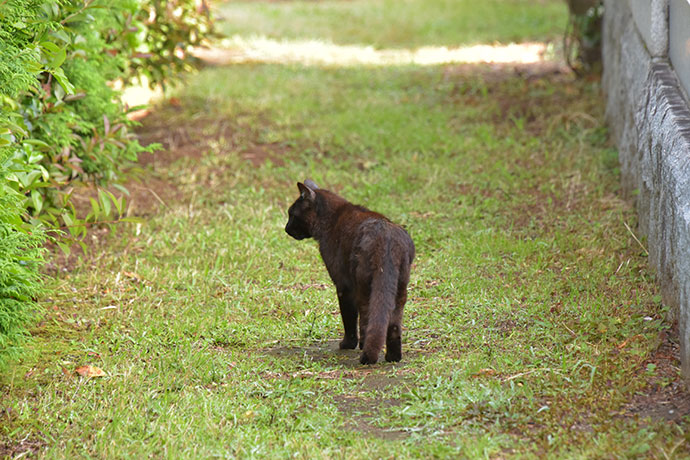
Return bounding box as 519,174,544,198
678,209,690,378
650,0,669,56
681,284,690,378
669,0,690,96
631,0,669,56
640,65,690,318
603,0,650,198
602,0,630,139
632,0,653,50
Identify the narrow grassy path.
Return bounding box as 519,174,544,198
2,1,689,458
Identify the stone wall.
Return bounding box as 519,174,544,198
602,0,690,382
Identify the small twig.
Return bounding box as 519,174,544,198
502,369,537,382
146,187,168,208
562,322,577,337
614,260,624,275
659,437,687,460
623,221,649,256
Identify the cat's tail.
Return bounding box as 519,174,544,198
360,244,399,365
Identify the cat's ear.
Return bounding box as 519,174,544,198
304,179,319,190
297,182,316,201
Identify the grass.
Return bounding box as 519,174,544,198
215,0,568,49
2,0,689,458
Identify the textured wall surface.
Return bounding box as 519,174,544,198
602,0,690,382
669,0,690,96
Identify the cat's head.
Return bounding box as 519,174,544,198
285,180,319,240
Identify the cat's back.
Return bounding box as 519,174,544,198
321,192,414,262
354,213,414,261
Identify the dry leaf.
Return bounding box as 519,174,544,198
472,368,497,378
75,365,106,378
122,271,142,281
617,334,643,349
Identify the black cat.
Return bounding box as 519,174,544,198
285,180,415,364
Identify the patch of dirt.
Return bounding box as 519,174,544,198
333,393,409,441
334,371,416,440
136,105,288,169
0,435,46,459
265,340,353,365
261,340,418,439
623,329,690,422
444,61,585,138
505,180,603,233
130,106,286,215
443,60,569,83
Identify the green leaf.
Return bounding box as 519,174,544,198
62,213,74,228
23,139,51,150
38,165,50,181
112,183,130,196
50,29,71,44
31,190,43,214
89,197,100,218
56,241,71,256
50,68,75,94
27,150,44,163
23,169,43,187
98,189,112,216
49,47,67,69
40,41,60,53
115,195,125,215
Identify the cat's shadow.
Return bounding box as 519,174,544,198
265,339,385,368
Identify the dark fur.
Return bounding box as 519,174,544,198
285,180,415,364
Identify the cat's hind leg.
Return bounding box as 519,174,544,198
385,301,404,362
385,274,409,362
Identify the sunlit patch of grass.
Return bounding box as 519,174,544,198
195,38,550,67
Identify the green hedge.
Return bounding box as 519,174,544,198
0,0,214,364
0,150,44,369
1,0,214,237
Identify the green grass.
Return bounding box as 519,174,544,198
216,0,568,49
1,1,688,459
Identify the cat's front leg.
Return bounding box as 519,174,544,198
337,289,358,349
358,308,368,350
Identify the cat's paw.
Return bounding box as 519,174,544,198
339,337,358,349
359,352,378,365
385,351,402,362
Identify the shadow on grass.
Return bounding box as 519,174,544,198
262,339,419,440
